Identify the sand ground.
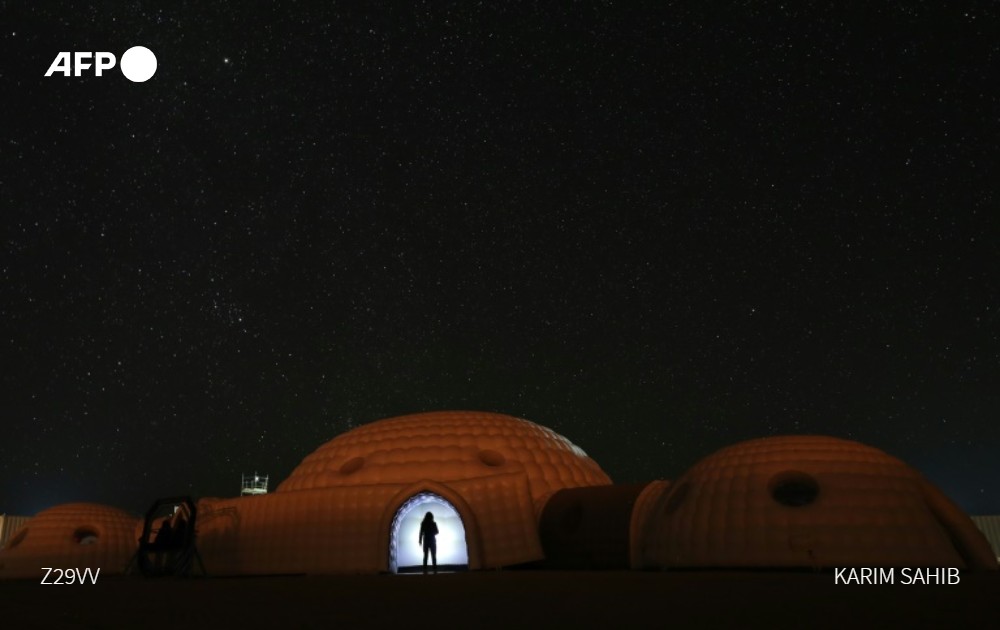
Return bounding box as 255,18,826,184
2,570,997,629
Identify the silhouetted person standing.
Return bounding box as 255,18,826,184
418,511,439,574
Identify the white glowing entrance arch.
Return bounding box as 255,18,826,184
389,492,469,573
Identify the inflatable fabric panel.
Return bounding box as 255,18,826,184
447,472,543,568
198,486,401,575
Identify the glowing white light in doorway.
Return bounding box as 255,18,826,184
390,492,468,573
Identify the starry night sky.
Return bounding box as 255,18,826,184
2,3,998,516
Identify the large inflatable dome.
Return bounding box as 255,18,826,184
192,411,612,575
277,410,611,502
637,435,997,570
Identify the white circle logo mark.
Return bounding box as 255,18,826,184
120,46,157,82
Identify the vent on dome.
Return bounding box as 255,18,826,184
769,471,820,507
478,450,506,467
340,457,365,475
73,527,99,545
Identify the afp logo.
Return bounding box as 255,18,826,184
45,46,157,82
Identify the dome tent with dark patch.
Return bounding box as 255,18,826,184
635,435,997,570
0,503,139,579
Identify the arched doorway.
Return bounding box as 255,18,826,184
389,492,469,573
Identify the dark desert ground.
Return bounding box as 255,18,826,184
2,570,998,629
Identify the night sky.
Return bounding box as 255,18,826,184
2,3,998,517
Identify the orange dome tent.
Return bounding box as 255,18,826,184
0,503,140,579
195,411,612,575
635,435,998,570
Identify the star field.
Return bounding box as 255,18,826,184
2,3,998,515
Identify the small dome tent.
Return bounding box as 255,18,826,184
0,503,140,579
195,411,612,575
637,435,999,570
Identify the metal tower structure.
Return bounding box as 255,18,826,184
241,472,269,496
